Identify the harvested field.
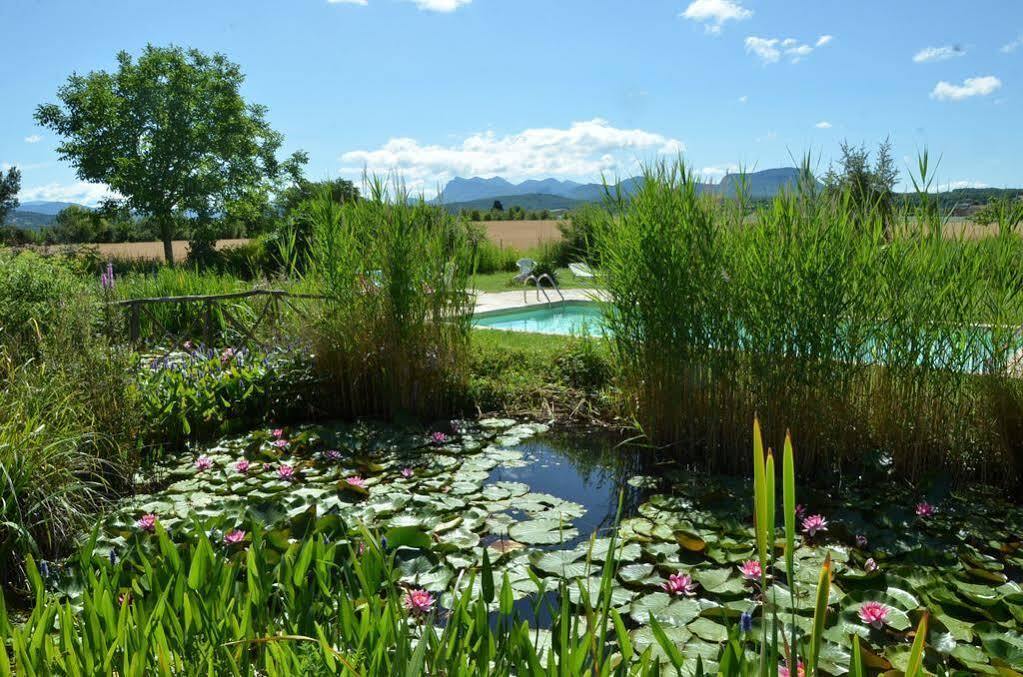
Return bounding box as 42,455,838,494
35,239,251,262
479,220,563,249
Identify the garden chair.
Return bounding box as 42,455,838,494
568,262,595,279
513,258,535,283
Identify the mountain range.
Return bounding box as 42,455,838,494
436,168,812,213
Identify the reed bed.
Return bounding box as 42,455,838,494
305,179,476,419
597,160,1023,484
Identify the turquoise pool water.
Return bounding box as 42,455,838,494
475,301,607,335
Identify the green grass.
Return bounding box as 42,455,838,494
471,267,596,293
467,328,612,418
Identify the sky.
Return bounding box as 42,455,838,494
1,0,1021,204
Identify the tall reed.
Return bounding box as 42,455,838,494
305,179,476,419
597,158,1023,483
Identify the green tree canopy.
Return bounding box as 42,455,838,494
0,166,20,225
35,44,305,264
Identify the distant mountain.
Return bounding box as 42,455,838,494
436,168,813,208
718,167,813,199
441,193,582,214
3,210,56,230
19,200,84,215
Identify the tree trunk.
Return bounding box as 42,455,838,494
160,215,175,266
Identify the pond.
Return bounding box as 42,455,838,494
75,418,1023,673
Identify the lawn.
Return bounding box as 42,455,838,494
471,266,597,293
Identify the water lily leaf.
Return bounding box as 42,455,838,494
567,577,635,608
687,618,728,642
508,519,578,546
675,531,706,553
619,563,655,584
385,526,432,550
532,550,589,578
693,568,745,595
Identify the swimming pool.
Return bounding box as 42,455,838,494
474,301,607,335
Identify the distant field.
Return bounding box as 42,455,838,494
37,239,251,261
480,220,564,249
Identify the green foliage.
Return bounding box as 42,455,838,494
35,44,305,264
136,349,317,451
0,166,20,225
305,179,476,419
0,250,89,356
559,203,608,264
597,159,1023,484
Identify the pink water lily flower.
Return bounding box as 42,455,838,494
277,464,296,481
224,530,246,545
663,572,698,596
739,560,762,581
401,467,414,479
235,459,251,473
195,456,214,472
431,431,448,445
136,514,157,532
271,428,285,439
801,514,828,537
855,534,868,548
271,439,289,449
858,600,891,628
405,588,435,615
915,501,936,518
345,476,367,489
778,661,806,677
325,449,343,462
864,557,878,573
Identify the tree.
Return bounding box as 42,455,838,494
492,200,504,212
36,44,304,265
824,139,899,238
0,166,20,225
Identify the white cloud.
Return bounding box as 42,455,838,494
23,135,42,144
699,165,739,181
930,75,1002,101
913,45,965,63
745,34,832,64
815,121,832,129
407,0,471,11
943,180,989,190
1002,35,1023,53
18,181,117,206
681,0,752,34
327,0,472,10
738,95,748,103
339,118,686,195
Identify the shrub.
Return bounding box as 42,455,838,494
0,250,88,357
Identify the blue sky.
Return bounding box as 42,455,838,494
1,0,1021,203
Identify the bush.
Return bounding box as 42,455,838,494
136,348,318,451
0,250,89,357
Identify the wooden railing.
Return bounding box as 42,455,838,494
104,289,326,353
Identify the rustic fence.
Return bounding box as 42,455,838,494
103,289,326,354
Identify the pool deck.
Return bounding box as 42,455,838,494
473,288,607,315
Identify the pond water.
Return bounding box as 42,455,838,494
77,418,1023,673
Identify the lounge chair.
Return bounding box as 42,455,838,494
513,258,535,283
568,262,595,279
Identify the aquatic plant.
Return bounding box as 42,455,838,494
344,476,367,489
277,463,295,481
195,455,214,471
596,157,1023,484
663,572,698,596
738,559,761,581
403,587,435,615
304,178,476,419
801,513,828,537
858,600,891,628
136,514,157,532
223,529,245,545
915,501,936,517
234,458,251,473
